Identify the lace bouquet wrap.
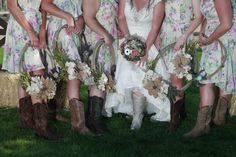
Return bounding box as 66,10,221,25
120,35,146,62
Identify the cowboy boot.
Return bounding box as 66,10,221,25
69,98,92,135
213,97,228,126
33,103,60,140
87,96,109,135
130,94,146,130
19,96,34,129
180,96,187,120
184,105,213,138
168,98,184,132
47,98,68,122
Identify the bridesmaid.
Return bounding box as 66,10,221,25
184,0,236,138
159,0,195,132
41,0,92,135
3,0,59,140
83,0,118,135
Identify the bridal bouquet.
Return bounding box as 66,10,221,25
168,52,193,81
120,35,146,62
20,73,56,100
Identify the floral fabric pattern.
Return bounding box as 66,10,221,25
200,0,236,94
85,0,118,74
160,0,193,67
3,0,44,73
47,0,83,61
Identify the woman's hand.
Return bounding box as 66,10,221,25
199,33,209,46
174,34,187,50
154,35,162,50
28,30,39,48
65,14,75,33
137,50,148,67
104,33,114,46
39,28,46,49
74,16,85,35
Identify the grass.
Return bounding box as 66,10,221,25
0,48,3,65
0,85,236,157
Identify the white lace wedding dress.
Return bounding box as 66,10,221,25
104,0,170,122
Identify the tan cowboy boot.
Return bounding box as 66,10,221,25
213,97,228,126
184,106,213,138
69,98,92,135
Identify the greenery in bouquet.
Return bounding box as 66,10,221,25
91,65,115,93
120,35,146,62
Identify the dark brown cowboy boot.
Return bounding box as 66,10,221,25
33,103,60,140
47,98,68,122
87,96,109,135
19,96,34,129
69,98,92,135
168,98,184,132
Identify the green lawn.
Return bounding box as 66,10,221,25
0,48,3,65
0,85,236,157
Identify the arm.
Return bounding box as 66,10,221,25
118,0,129,37
41,0,74,27
39,8,47,48
7,0,39,47
174,0,203,50
200,0,233,45
146,1,165,52
83,0,113,45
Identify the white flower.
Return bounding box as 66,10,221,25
186,74,193,81
65,61,76,68
124,48,132,56
178,72,184,79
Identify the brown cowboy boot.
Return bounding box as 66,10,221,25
213,97,228,126
184,106,213,138
19,96,34,129
87,96,109,135
168,98,184,132
47,98,68,122
180,96,187,120
33,103,60,140
69,98,92,135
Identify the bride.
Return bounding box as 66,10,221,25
105,0,170,130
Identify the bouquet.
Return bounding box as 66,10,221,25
20,73,56,100
143,70,169,99
120,35,146,62
168,52,193,81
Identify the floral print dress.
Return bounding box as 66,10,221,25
47,0,83,61
3,0,45,73
200,0,236,94
85,0,118,75
160,0,193,64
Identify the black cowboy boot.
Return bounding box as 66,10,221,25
87,96,109,135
